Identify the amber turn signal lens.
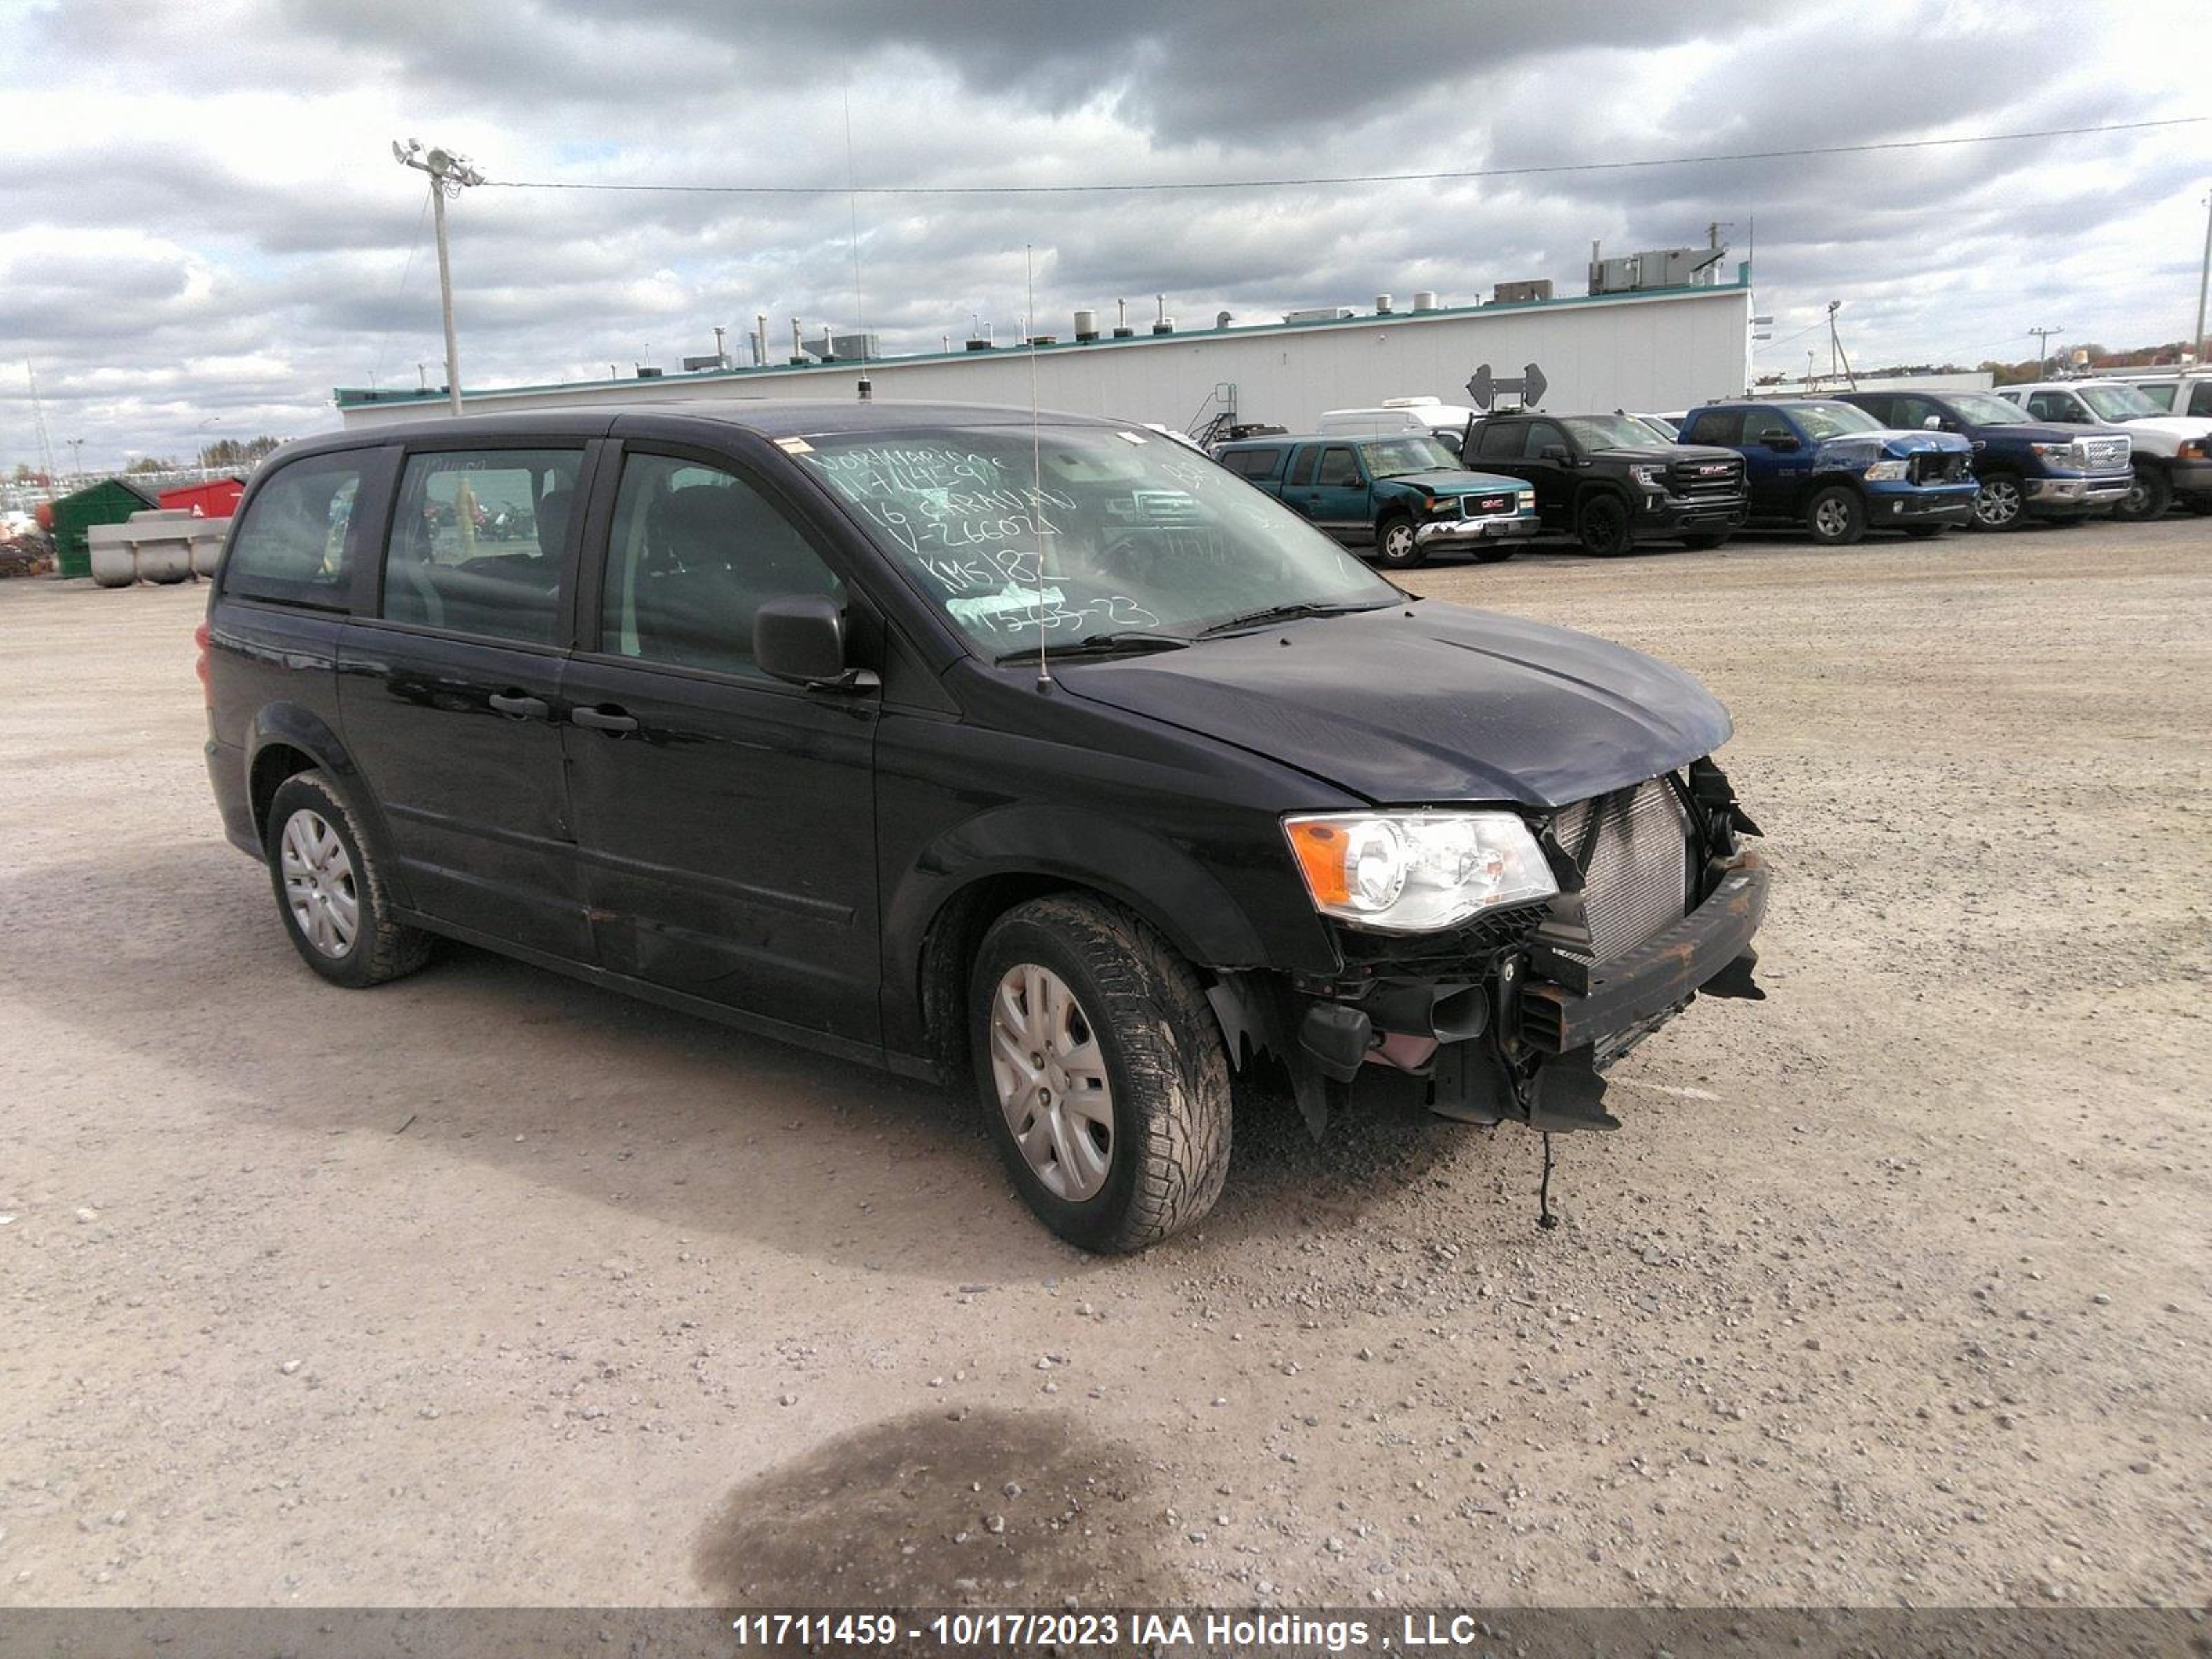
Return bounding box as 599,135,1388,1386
1286,820,1350,906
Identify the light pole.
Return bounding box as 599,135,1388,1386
393,138,485,417
66,438,84,480
2027,326,2065,376
2194,187,2209,366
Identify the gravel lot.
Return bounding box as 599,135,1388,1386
1,517,2206,1611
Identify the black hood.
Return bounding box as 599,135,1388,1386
1584,442,1741,466
1055,601,1732,808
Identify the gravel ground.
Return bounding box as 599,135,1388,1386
0,517,2206,1611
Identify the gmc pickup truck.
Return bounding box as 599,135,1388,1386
1461,411,1747,555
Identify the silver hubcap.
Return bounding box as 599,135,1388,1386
2125,478,2152,514
1813,498,1850,537
1976,480,2021,526
1383,524,1413,558
988,964,1114,1201
280,809,359,958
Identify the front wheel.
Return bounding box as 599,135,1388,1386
1575,492,1634,556
1805,485,1866,547
970,895,1232,1253
2114,463,2171,523
1375,514,1425,568
1970,471,2025,530
265,771,432,988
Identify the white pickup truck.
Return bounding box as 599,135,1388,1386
1997,379,2212,519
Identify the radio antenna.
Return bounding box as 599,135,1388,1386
1027,243,1051,691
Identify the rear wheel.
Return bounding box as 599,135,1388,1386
969,894,1231,1253
1805,485,1866,547
2115,462,2171,522
1575,492,1633,556
1970,470,2025,530
1375,514,1425,568
265,771,431,988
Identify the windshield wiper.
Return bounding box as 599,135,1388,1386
1195,600,1391,639
995,630,1192,664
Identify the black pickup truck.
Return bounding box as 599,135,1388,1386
1463,411,1749,555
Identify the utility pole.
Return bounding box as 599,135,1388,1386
2194,187,2210,365
393,139,484,417
2027,326,2065,376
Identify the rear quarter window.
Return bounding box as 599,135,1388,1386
1682,411,1742,446
1224,447,1284,480
221,453,366,608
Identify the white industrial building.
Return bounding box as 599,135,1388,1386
335,269,1755,436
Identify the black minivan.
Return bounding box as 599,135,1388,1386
201,399,1768,1251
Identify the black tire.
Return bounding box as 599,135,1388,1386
968,894,1231,1253
264,770,432,988
1805,484,1866,547
2115,463,2171,523
1574,491,1634,556
1969,470,2025,531
1679,533,1730,550
1374,513,1425,568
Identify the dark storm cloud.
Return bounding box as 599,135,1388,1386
1,1,2202,466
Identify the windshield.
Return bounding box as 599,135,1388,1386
1786,402,1884,440
796,425,1399,655
1562,415,1663,449
1944,391,2032,425
2078,384,2164,422
1358,436,1460,476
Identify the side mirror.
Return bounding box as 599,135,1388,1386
754,593,872,690
1922,415,1943,431
1539,444,1572,463
1765,433,1800,451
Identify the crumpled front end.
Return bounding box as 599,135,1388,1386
1216,757,1767,1139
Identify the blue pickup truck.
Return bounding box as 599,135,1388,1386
1676,400,1979,545
1837,388,2131,529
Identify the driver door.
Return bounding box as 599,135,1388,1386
1741,409,1810,517
559,444,881,1046
1304,444,1373,545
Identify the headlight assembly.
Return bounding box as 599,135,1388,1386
1284,811,1558,933
1631,464,1667,487
1863,460,1910,482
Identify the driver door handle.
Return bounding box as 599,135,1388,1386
571,705,639,734
488,692,550,720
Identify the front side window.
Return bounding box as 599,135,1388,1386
2077,384,2165,422
1315,447,1361,487
384,449,581,644
1783,403,1883,441
1358,436,1458,477
223,454,362,607
795,424,1396,657
2025,392,2082,423
1944,391,2031,426
1523,420,1568,457
1559,415,1660,449
600,453,841,678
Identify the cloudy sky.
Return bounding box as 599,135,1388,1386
2,0,2205,470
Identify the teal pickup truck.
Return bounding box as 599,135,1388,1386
1214,433,1537,568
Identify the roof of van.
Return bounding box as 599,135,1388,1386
290,399,1136,453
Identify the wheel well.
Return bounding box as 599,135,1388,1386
1575,482,1631,511
248,743,317,847
1809,473,1865,496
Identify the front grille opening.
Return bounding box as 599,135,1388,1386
1550,778,1693,966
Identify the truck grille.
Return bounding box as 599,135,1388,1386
1549,778,1693,966
1670,457,1743,499
1909,452,1971,485
2075,434,2130,471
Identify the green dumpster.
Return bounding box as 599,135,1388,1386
48,478,160,579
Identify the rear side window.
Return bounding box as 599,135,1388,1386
383,449,583,646
1683,410,1742,445
1285,447,1319,486
599,453,841,680
223,454,364,608
1224,448,1282,479
1474,421,1521,461
2191,384,2212,418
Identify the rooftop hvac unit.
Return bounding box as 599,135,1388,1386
681,353,732,372
1588,245,1727,295
1283,307,1354,324
1073,308,1099,341
1412,291,1438,311
635,366,664,379
1492,279,1553,304
1375,294,1394,314
807,329,881,362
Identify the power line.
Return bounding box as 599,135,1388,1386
480,117,2202,199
